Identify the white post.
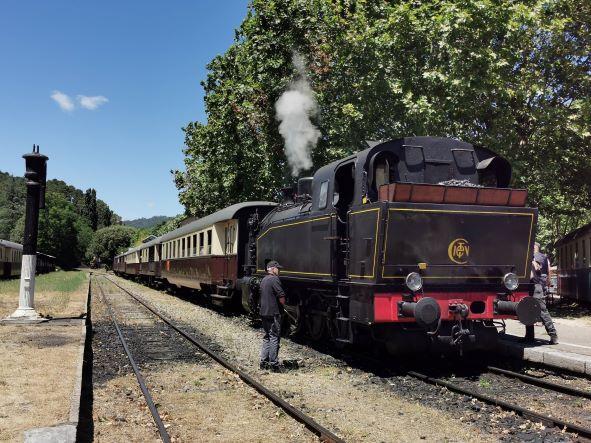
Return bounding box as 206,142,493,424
9,254,42,319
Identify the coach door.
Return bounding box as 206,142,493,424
148,246,155,273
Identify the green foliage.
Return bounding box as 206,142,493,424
149,214,185,237
132,227,152,246
175,0,591,247
123,215,172,230
86,225,136,265
10,193,93,269
0,172,26,240
0,170,120,266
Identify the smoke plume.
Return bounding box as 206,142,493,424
275,52,321,176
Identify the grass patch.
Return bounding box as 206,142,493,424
0,271,88,318
478,378,492,389
0,270,86,297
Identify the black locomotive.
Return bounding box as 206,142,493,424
115,136,541,354
241,136,540,353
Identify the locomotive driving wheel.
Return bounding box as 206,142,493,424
283,304,305,336
306,313,326,341
305,293,327,341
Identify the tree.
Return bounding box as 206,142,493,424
175,0,591,247
84,188,98,231
0,172,26,240
11,192,93,268
150,214,185,237
86,225,136,266
96,199,114,229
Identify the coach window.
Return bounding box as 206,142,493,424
318,180,329,209
206,229,212,255
192,234,197,255
224,224,234,254
583,239,587,266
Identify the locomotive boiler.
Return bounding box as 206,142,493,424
244,136,541,353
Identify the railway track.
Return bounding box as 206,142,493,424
99,271,591,441
406,366,591,440
94,274,344,443
95,279,172,442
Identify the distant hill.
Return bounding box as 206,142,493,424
123,215,172,229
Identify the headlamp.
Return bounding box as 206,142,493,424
503,272,519,291
405,272,423,292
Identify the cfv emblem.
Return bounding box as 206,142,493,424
448,238,470,264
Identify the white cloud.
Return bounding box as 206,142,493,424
147,202,155,208
77,94,109,110
50,90,75,111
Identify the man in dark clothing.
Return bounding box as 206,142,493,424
525,242,558,344
259,260,286,371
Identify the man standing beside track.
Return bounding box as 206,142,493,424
525,242,558,344
259,260,286,372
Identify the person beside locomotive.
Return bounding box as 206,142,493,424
524,242,558,344
259,260,286,372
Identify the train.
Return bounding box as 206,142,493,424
114,136,542,354
0,239,55,278
555,222,591,303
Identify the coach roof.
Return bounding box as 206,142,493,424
157,201,276,244
0,239,23,250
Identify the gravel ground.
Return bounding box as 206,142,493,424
91,277,314,442
104,274,588,442
446,371,591,429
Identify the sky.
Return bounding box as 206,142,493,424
0,0,249,220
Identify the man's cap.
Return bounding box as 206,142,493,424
534,242,540,248
266,260,283,269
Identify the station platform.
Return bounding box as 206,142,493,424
498,314,591,375
0,272,89,443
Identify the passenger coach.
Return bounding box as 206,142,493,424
0,239,23,277
555,222,591,303
114,202,276,306
1,239,55,277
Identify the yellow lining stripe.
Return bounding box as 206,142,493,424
348,207,381,279
381,207,535,279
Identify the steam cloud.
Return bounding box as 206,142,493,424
275,53,321,176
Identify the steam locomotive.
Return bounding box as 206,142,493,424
114,136,541,353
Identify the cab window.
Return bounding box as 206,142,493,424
318,180,329,209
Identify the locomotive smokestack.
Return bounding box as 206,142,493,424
275,52,321,177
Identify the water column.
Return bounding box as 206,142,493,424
8,145,48,320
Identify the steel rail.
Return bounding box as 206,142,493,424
95,279,171,443
407,370,591,440
487,366,591,399
102,275,345,443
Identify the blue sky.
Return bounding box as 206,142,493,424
0,0,249,220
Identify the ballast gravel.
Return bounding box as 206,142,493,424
109,275,578,442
